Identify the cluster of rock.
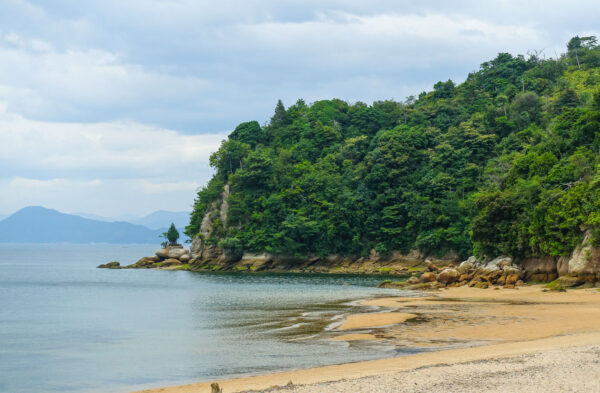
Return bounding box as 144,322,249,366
97,245,191,269
379,257,525,290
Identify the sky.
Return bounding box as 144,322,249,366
0,0,598,217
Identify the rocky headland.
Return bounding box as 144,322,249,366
100,235,600,291
100,185,600,288
97,244,191,270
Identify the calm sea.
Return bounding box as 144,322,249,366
0,244,405,393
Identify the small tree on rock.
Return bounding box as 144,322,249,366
160,223,180,246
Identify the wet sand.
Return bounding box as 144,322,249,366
135,285,600,393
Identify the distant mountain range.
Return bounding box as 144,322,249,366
74,210,190,229
0,206,189,244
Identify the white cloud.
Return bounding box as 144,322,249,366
0,0,598,216
0,108,226,216
0,109,226,177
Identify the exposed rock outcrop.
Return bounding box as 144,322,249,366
97,261,121,269
516,230,600,286
379,257,525,290
566,230,600,281
189,184,230,264
99,245,191,269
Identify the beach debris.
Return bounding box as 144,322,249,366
210,382,223,393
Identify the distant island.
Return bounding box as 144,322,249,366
0,206,188,244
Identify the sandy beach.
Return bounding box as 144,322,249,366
135,286,600,393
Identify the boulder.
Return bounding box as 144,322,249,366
97,261,120,269
167,247,189,259
420,272,437,283
436,268,460,284
503,265,521,275
161,258,183,267
496,258,513,269
426,261,439,272
155,248,169,258
406,276,420,285
179,254,190,263
458,258,474,274
479,256,512,273
565,231,600,281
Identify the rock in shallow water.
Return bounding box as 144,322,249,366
97,261,120,269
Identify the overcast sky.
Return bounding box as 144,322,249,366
0,0,598,217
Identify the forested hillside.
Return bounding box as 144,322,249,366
187,36,600,261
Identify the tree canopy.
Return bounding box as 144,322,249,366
162,223,180,246
187,37,600,260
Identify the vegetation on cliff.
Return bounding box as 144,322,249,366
187,36,600,260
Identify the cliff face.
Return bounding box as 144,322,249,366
190,184,229,262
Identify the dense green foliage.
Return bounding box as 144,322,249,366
162,223,180,246
187,37,600,259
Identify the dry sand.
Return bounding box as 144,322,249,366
135,286,600,393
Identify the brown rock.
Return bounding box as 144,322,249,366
135,257,157,267
406,276,420,285
516,280,525,286
436,268,460,284
489,270,504,281
459,273,473,282
505,274,520,285
474,281,489,289
426,261,439,272
161,258,183,267
496,276,506,285
420,272,437,283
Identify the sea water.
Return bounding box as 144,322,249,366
0,244,404,393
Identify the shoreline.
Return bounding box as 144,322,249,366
136,333,600,393
134,285,600,393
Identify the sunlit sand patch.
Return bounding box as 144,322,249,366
338,312,417,330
